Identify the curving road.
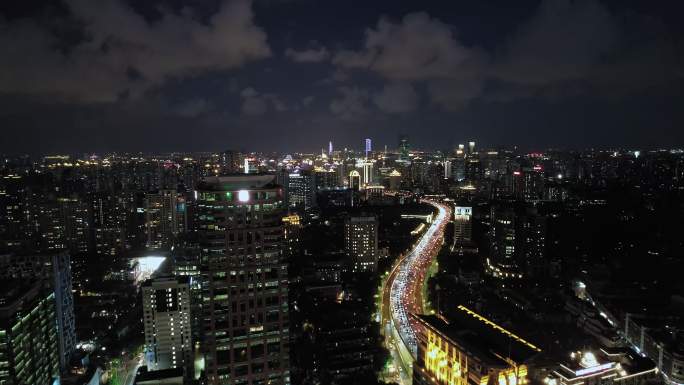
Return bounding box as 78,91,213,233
382,198,450,382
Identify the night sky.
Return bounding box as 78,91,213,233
1,0,683,155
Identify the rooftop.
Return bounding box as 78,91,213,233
197,174,278,190
417,305,541,366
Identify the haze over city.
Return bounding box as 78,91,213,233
1,0,683,154
1,2,684,385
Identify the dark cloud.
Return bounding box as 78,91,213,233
0,0,682,154
240,87,287,115
333,0,683,108
0,0,271,102
372,83,419,113
285,47,330,63
329,86,370,121
175,98,212,117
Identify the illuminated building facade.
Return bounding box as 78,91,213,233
195,175,290,385
287,171,316,211
142,276,193,374
344,215,378,272
349,170,361,191
399,135,410,160
489,207,517,274
361,161,374,186
0,280,60,385
453,206,473,248
414,306,540,385
0,252,75,370
282,214,301,259
145,189,184,250
548,349,658,385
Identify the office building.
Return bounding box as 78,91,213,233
413,306,540,385
349,170,361,191
0,252,75,370
365,138,372,158
388,169,402,191
287,170,316,211
221,150,243,174
145,189,183,250
194,175,290,385
399,136,410,159
314,168,338,191
488,206,517,276
453,206,473,249
444,160,452,179
0,280,60,385
142,276,193,374
344,215,378,272
468,141,476,154
361,161,374,186
282,214,301,259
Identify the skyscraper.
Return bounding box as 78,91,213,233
349,170,361,191
344,215,378,272
194,175,290,385
365,138,372,157
468,141,476,154
399,135,410,159
328,141,333,155
0,280,60,385
453,206,472,248
489,206,516,273
145,189,183,250
0,252,75,370
361,161,374,186
287,170,316,211
221,150,243,174
142,276,193,374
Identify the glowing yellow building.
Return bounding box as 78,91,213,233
413,306,540,385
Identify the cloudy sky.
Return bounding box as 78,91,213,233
0,0,683,155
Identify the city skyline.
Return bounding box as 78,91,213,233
1,2,684,385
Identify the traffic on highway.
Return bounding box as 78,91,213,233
388,198,450,357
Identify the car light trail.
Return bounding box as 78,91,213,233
389,199,449,356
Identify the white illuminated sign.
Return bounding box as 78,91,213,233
455,206,472,216
575,363,614,376
238,190,250,202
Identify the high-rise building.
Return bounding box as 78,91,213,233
142,276,193,374
145,189,183,250
194,175,290,385
349,170,361,191
287,171,316,211
328,141,333,155
282,214,301,259
0,280,60,385
520,211,547,277
468,141,476,154
453,206,472,248
0,252,75,370
365,138,372,158
388,169,402,191
413,306,540,385
344,215,378,272
221,150,243,174
399,136,410,160
361,161,374,186
314,169,338,191
444,160,452,179
489,206,517,274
